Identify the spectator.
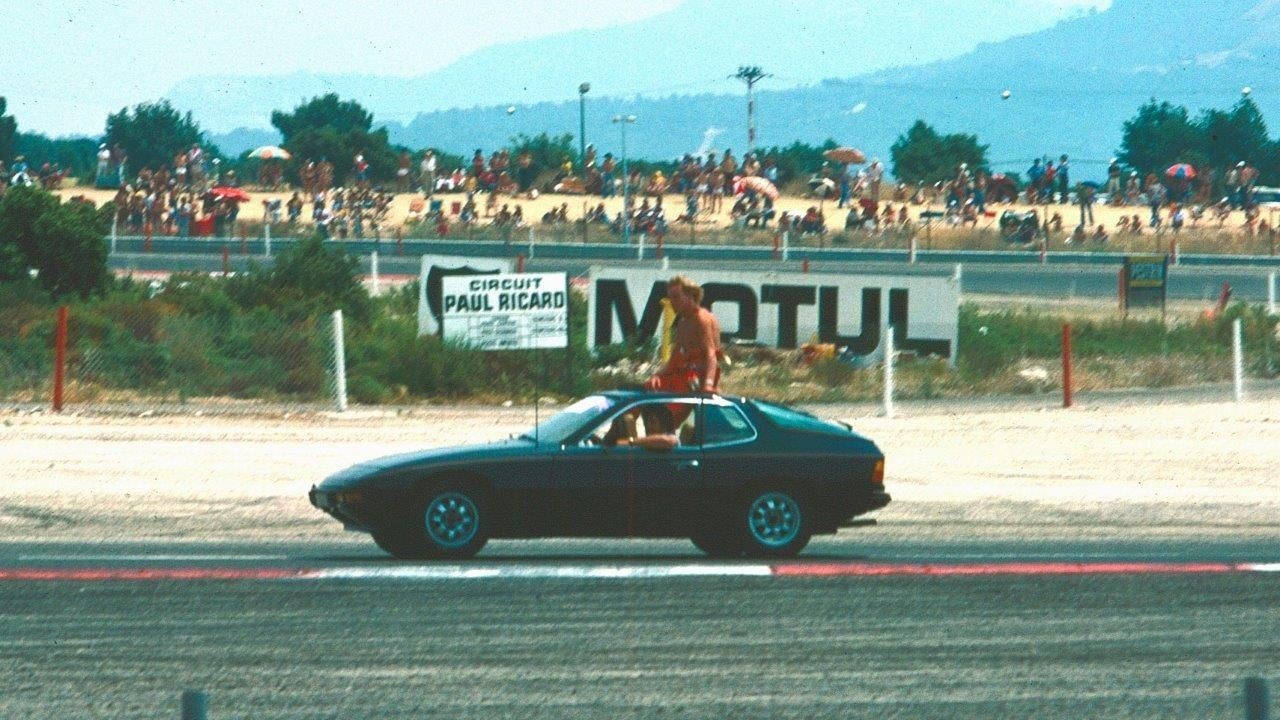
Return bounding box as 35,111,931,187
1057,155,1070,204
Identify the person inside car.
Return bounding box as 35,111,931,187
602,405,679,451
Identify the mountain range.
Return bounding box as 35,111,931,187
199,0,1280,179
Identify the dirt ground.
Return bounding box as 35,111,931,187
2,393,1276,544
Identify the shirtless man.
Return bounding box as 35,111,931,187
645,275,723,394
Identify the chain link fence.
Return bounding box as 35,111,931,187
1,304,346,416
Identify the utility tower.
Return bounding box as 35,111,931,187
733,65,770,153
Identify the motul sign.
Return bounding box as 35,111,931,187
587,267,959,363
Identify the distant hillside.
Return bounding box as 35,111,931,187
375,0,1280,180
166,0,1099,133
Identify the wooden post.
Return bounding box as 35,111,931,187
52,306,68,412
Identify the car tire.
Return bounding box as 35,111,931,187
690,530,744,558
374,485,490,560
736,486,811,559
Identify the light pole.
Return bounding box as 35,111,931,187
733,65,769,154
612,114,636,245
578,83,590,170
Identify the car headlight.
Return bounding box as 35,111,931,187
333,491,365,505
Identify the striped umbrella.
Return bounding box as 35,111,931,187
250,146,292,161
1165,163,1197,180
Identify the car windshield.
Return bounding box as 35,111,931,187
751,400,850,436
520,395,621,444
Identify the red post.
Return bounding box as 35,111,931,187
516,253,525,273
1061,323,1073,409
221,245,230,276
802,257,810,274
143,222,153,253
772,232,780,261
53,305,68,412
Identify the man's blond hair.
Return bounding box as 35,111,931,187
667,274,703,304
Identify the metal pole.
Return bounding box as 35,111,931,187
1268,272,1276,315
637,233,645,261
782,230,790,262
578,85,588,169
110,215,118,254
1232,317,1244,403
370,251,380,296
621,121,630,247
1245,677,1270,720
181,689,208,720
332,309,348,412
882,325,895,418
264,222,272,258
528,227,535,259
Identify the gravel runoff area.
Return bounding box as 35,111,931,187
1,387,1277,545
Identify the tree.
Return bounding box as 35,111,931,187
1117,100,1201,177
271,94,398,184
0,97,16,164
0,186,109,298
1197,98,1271,170
508,132,576,177
104,100,212,175
890,121,988,184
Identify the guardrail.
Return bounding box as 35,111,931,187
104,234,1280,268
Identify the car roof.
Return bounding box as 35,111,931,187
598,390,744,405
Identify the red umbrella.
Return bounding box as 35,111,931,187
210,186,251,203
1165,164,1197,180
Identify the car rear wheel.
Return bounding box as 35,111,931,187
373,486,490,560
737,487,811,559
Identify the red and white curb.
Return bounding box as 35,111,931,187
0,562,1276,582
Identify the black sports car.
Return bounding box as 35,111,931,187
310,392,889,559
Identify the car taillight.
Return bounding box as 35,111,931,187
871,459,884,485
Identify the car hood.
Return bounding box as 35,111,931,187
318,437,537,490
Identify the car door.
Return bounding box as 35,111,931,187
553,440,631,536
625,398,704,535
692,400,760,519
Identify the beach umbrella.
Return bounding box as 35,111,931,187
250,146,292,161
210,186,252,203
823,147,866,164
735,176,780,200
1165,163,1197,180
808,177,836,197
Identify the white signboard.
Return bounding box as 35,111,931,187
587,266,960,364
417,255,514,335
442,272,569,351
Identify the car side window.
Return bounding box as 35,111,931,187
701,405,754,446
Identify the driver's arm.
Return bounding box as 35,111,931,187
631,433,678,452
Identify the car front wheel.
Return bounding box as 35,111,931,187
374,486,490,560
737,487,811,559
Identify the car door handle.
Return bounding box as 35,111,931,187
676,460,700,471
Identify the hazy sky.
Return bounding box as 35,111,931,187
0,0,1107,137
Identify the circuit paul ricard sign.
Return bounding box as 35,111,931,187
441,272,569,351
586,267,960,364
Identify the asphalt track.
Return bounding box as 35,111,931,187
1,537,1275,719
110,251,1280,302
